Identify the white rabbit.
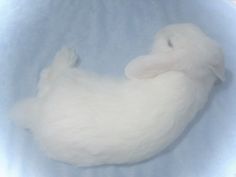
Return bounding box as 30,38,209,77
11,23,224,167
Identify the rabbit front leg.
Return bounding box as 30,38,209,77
125,54,177,79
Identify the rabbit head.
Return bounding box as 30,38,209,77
125,23,225,82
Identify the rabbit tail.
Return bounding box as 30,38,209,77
10,98,39,130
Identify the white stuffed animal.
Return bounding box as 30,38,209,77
11,23,224,166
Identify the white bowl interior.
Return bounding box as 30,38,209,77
0,0,236,177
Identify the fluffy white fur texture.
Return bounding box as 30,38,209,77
11,23,224,166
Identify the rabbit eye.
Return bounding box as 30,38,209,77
167,38,174,48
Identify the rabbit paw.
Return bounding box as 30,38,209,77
52,47,79,69
37,48,80,96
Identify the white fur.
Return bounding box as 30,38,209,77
11,23,224,166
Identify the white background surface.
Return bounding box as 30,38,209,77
0,0,236,177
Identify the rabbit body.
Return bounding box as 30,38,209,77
11,24,224,166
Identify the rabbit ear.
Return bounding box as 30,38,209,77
125,55,176,79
